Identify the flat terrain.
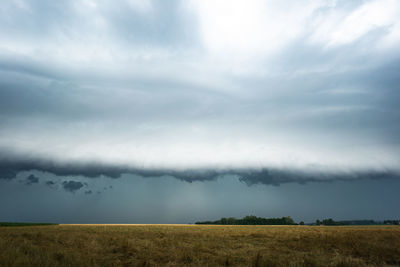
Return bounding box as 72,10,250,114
0,224,399,266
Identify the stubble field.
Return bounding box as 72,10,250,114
0,224,399,266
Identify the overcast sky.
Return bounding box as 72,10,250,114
0,0,399,223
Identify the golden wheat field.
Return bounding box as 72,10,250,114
0,224,399,267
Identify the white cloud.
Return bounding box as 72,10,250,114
310,0,400,48
0,0,399,176
125,0,153,14
191,0,322,61
12,0,30,11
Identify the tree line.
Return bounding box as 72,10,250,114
195,216,400,226
195,216,296,225
315,218,400,226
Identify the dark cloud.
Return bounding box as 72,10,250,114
0,1,75,38
236,169,399,186
62,180,84,193
0,151,125,179
0,149,218,181
25,174,39,185
0,149,398,186
0,0,196,46
45,180,56,188
0,0,399,224
0,167,16,180
102,0,197,46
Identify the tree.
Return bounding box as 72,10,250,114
299,221,305,225
220,218,228,225
322,218,336,226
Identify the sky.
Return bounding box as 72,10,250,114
0,0,399,223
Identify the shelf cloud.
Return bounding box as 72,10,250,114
1,0,400,186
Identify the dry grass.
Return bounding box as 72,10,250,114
1,224,400,266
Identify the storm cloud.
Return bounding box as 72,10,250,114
25,174,39,185
62,180,85,193
45,180,56,188
0,0,400,222
0,150,398,186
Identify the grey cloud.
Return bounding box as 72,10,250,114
102,0,197,46
0,0,399,187
162,168,400,186
1,54,399,154
62,180,84,193
0,63,227,126
25,174,39,185
0,0,196,48
0,149,125,179
0,150,398,186
237,169,398,186
1,0,400,224
0,1,75,38
0,168,16,180
45,180,56,188
0,152,216,181
0,17,399,147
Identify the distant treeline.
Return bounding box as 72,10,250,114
195,216,400,226
315,218,400,226
0,222,58,227
383,220,400,225
195,216,296,225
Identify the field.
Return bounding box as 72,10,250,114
0,224,400,266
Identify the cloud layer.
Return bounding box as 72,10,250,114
1,150,398,186
62,180,85,193
0,0,400,185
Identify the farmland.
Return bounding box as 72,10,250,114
0,224,399,266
